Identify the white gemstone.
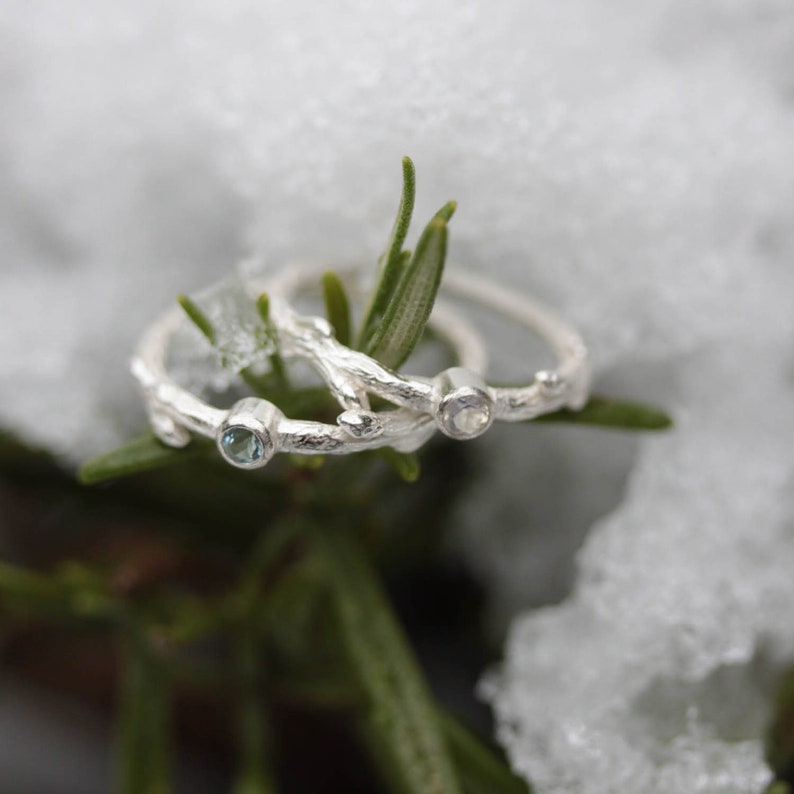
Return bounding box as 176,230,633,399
440,394,492,439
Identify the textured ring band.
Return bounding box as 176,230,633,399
265,264,590,441
130,281,486,468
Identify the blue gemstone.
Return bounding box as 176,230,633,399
220,426,265,465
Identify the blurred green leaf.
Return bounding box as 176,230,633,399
439,711,531,794
311,526,462,794
322,271,352,347
232,626,276,794
365,207,454,370
533,396,673,431
0,560,118,621
177,293,215,344
0,561,63,605
118,627,173,794
287,453,326,471
375,448,421,483
79,433,211,485
358,156,416,349
256,292,271,325
256,292,290,390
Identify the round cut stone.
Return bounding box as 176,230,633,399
440,393,492,439
220,426,265,466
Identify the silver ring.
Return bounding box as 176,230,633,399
132,265,589,467
265,263,590,441
130,277,486,468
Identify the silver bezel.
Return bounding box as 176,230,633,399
432,367,495,440
216,398,280,469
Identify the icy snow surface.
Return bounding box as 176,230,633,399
1,1,794,792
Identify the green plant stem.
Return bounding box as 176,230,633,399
532,395,672,431
232,625,277,794
307,522,462,794
229,521,302,794
117,626,173,794
256,670,532,794
0,560,118,622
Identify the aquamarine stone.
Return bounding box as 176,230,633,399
220,426,265,465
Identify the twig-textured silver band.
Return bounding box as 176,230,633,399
132,265,589,468
266,264,590,439
132,273,484,467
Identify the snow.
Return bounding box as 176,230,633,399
1,1,793,791
480,344,794,793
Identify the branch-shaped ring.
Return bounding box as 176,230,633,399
130,283,486,468
263,287,488,442
263,264,590,441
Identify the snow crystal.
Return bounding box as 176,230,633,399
481,344,794,794
1,0,793,791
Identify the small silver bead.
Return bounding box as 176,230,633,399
337,410,385,439
535,370,566,397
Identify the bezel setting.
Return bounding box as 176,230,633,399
433,367,495,441
216,398,280,469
